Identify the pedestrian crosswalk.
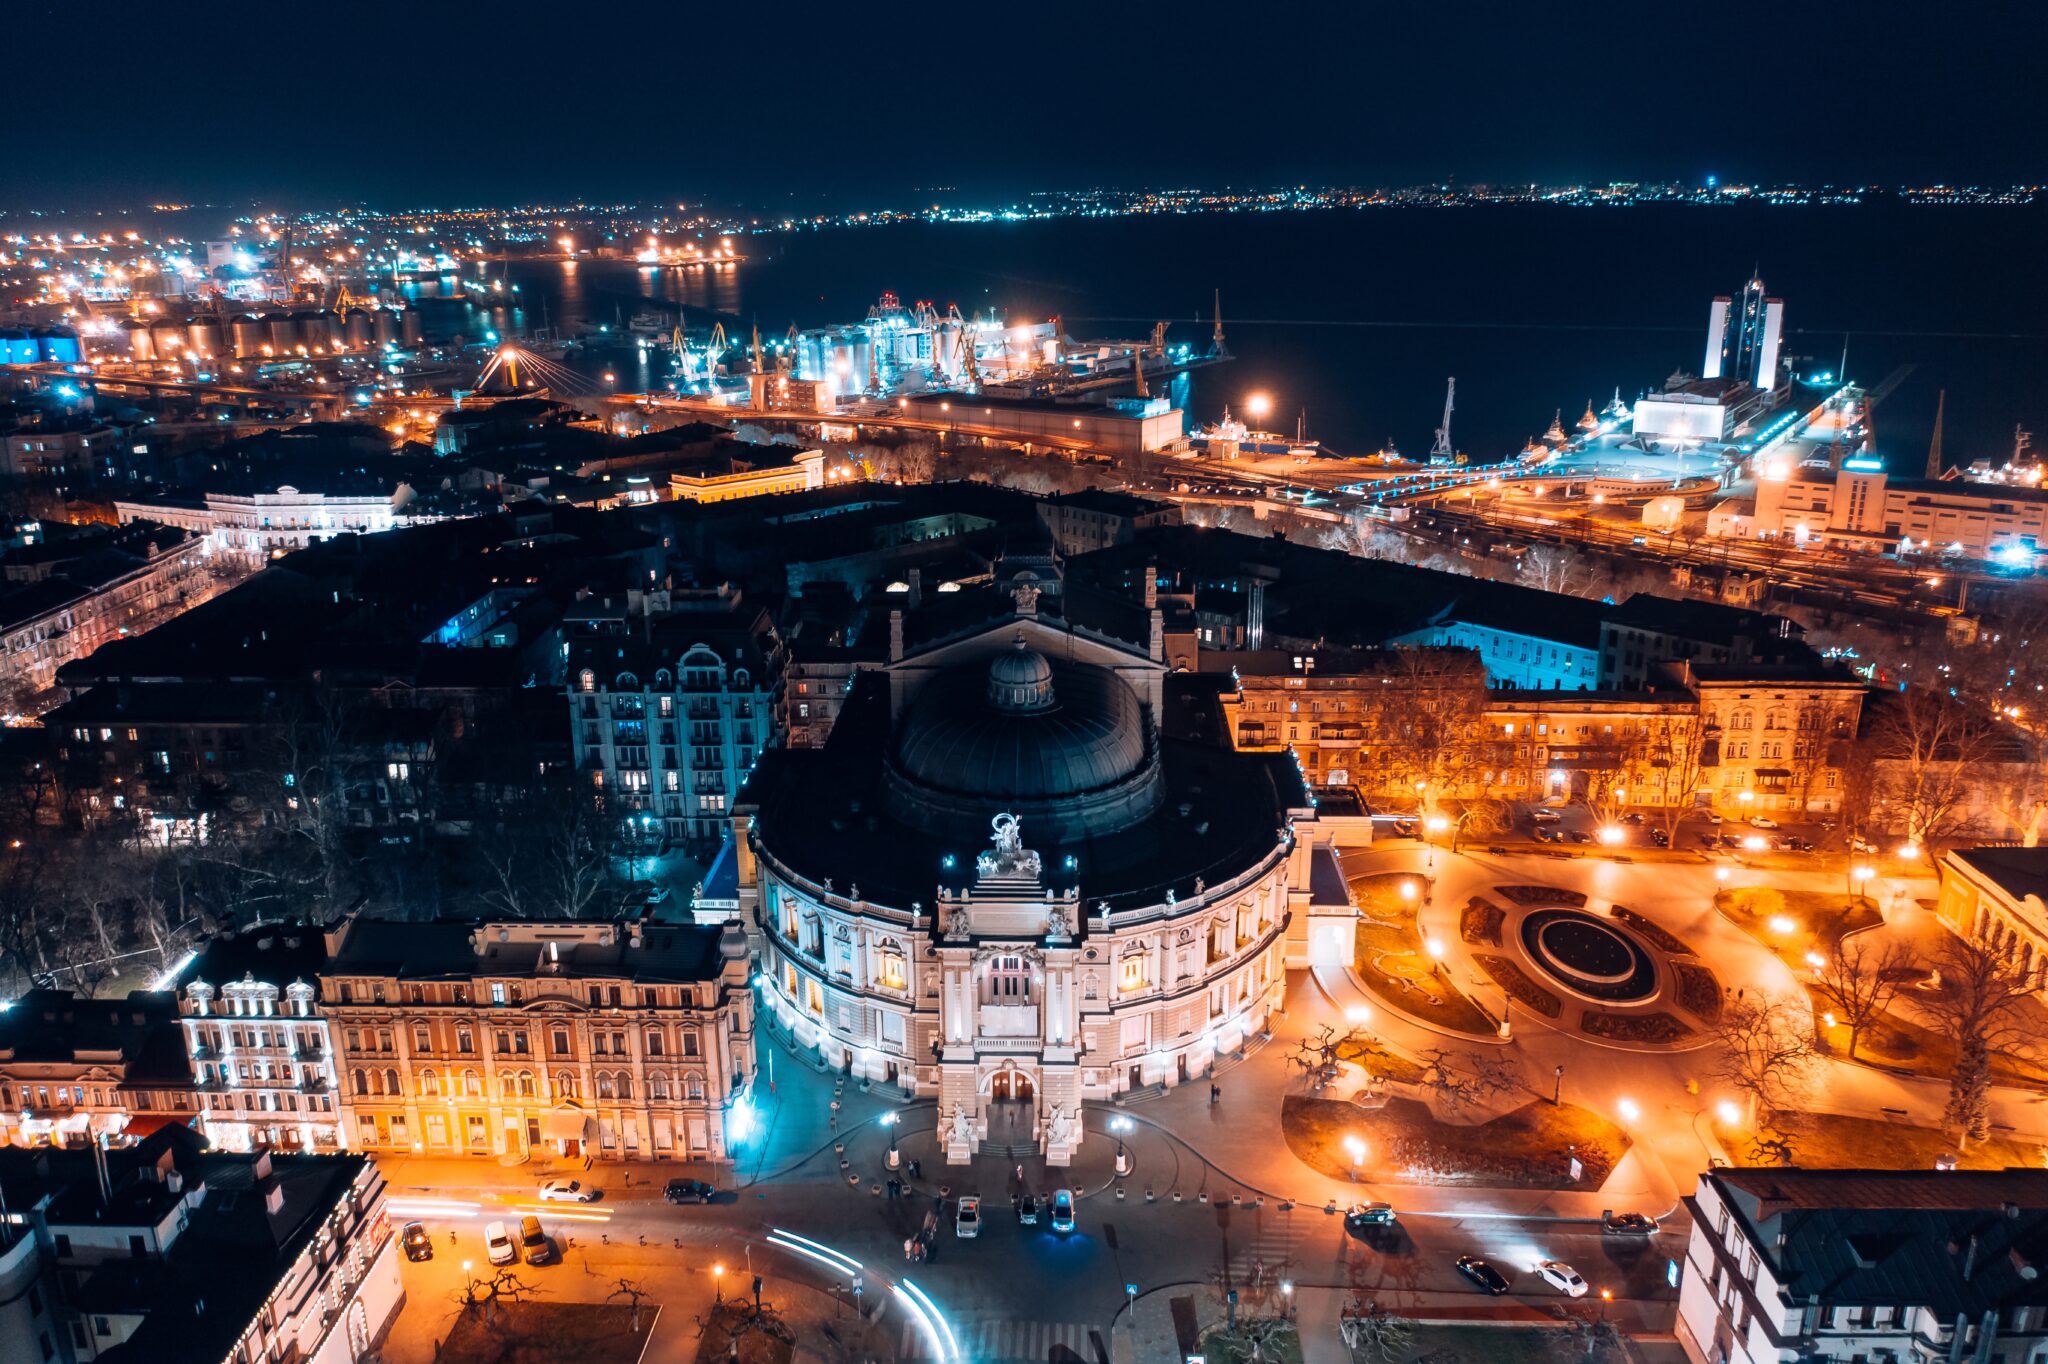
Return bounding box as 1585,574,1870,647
1224,1214,1310,1286
899,1317,1098,1360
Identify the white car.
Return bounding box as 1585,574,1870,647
956,1196,981,1238
1747,816,1779,829
1537,1260,1589,1297
484,1219,517,1266
538,1178,597,1203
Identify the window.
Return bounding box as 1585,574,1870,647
990,955,1031,1000
645,1029,664,1056
1120,952,1150,992
879,941,907,990
419,1068,439,1097
551,1028,571,1056
681,1032,699,1057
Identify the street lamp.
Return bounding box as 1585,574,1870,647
1850,863,1875,897
1343,1134,1367,1180
1617,1097,1641,1123
883,1112,900,1169
1112,1115,1133,1175
1246,392,1272,423
1280,1279,1295,1320
1552,1063,1564,1105
1425,937,1447,982
714,1263,725,1302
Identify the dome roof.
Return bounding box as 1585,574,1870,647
887,648,1160,843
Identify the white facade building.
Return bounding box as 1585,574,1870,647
736,588,1316,1166
113,484,412,558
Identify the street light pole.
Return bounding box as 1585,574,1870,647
1553,1063,1564,1105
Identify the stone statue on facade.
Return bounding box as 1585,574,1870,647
951,1104,974,1147
1047,1105,1072,1147
1045,905,1073,940
944,907,972,940
976,811,1043,881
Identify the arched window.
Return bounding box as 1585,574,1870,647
684,1073,704,1101
1120,944,1151,992
418,1068,439,1098
615,1073,632,1100
352,1069,368,1096
650,1071,670,1100
462,1069,481,1098
596,1072,616,1100
579,669,595,693
878,940,906,991
382,1068,399,1095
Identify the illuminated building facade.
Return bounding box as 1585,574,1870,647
736,584,1315,1166
174,925,345,1154
321,915,757,1164
0,990,194,1151
1731,456,2048,563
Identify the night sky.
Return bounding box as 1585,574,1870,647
6,1,2046,207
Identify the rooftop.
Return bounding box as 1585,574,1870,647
1949,846,2048,905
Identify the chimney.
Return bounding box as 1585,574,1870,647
264,1180,285,1217
1149,609,1163,663
1141,564,1157,610
889,610,904,663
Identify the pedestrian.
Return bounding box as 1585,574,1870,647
1015,1163,1023,1184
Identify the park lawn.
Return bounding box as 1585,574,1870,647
1715,887,1882,970
1334,1034,1432,1086
1809,989,2048,1088
1198,1324,1305,1364
1351,874,1495,1036
1391,1324,1600,1363
1282,1095,1628,1190
439,1302,660,1364
1714,1109,2048,1171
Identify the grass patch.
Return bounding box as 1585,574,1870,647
1495,884,1587,907
1808,988,2048,1087
1390,1324,1598,1363
1334,1035,1432,1086
439,1302,660,1364
1198,1322,1304,1364
1461,897,1506,946
1671,961,1723,1022
1581,1010,1692,1043
1351,874,1495,1036
1282,1095,1627,1189
1473,953,1563,1019
1611,905,1695,957
1715,886,1882,970
1715,1109,2048,1172
692,1303,798,1364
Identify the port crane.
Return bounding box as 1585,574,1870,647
1430,377,1456,460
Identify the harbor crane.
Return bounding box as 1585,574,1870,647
1430,377,1456,460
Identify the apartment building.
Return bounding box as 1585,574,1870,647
321,914,756,1165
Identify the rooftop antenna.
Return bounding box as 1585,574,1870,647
1430,377,1456,460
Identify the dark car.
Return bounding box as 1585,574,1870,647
1603,1211,1658,1236
1620,812,1645,825
1534,828,1560,843
1344,1202,1398,1235
664,1179,716,1205
1784,836,1814,852
1455,1255,1511,1294
1649,829,1669,847
402,1221,434,1262
1017,1195,1039,1225
1565,830,1592,844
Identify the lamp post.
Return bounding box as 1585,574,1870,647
714,1263,724,1302
1552,1063,1564,1105
1280,1279,1294,1320
1343,1134,1366,1182
1425,937,1447,984
1112,1115,1132,1176
883,1112,900,1169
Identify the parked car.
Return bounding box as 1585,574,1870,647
1534,828,1561,843
1620,812,1645,825
1344,1202,1398,1235
539,1179,595,1202
1537,1260,1588,1297
1531,810,1563,824
664,1179,716,1205
484,1219,517,1266
1565,829,1592,844
1017,1195,1038,1225
402,1222,434,1262
956,1196,981,1238
1050,1188,1076,1234
1603,1211,1658,1236
1649,829,1669,847
1705,812,1724,825
1486,844,1509,855
1747,815,1779,829
1455,1255,1511,1294
1850,835,1877,854
520,1215,553,1266
1784,836,1814,852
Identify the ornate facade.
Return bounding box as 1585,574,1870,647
321,915,756,1164
736,588,1315,1166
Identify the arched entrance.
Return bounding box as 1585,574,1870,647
983,1065,1036,1148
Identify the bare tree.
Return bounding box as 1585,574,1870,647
1644,716,1710,843
1286,1024,1377,1091
1709,994,1818,1126
1862,683,2008,842
1340,1299,1414,1362
1204,1315,1296,1364
1809,935,1915,1062
453,1267,544,1328
1520,544,1589,597
1922,934,2035,1145
1415,1047,1524,1115
1367,649,1490,811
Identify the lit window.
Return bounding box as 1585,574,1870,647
1120,955,1149,992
